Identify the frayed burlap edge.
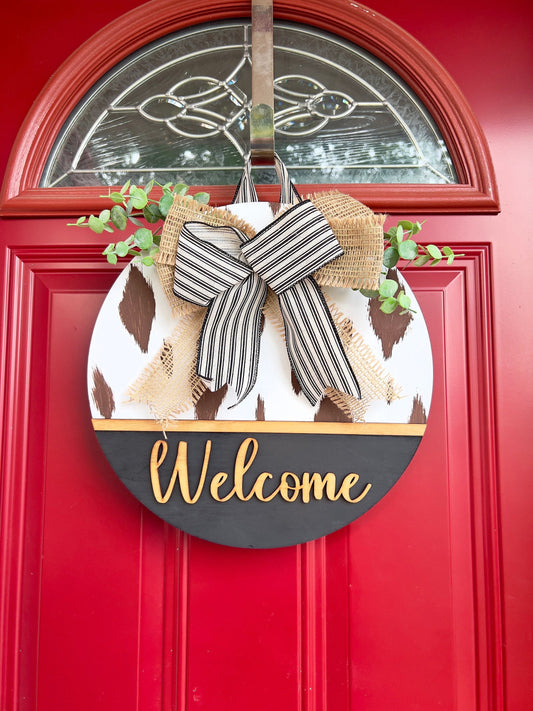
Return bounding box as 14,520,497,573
127,306,207,424
324,296,401,421
308,191,386,292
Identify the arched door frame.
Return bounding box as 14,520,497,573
0,0,499,215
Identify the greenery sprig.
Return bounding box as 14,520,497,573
360,220,463,314
68,179,209,266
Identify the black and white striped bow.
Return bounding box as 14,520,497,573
173,199,361,406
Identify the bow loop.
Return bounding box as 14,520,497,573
240,201,343,293
174,222,251,306
174,221,267,404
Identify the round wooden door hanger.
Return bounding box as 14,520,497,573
88,199,432,548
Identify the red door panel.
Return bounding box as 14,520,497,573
1,220,500,709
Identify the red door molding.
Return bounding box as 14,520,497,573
0,0,499,215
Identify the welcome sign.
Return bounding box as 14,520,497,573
88,198,432,548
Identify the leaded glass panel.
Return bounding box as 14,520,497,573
41,22,458,187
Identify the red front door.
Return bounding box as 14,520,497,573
1,1,531,709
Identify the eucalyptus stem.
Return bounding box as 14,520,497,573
67,179,209,266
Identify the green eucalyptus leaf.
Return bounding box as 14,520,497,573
130,187,148,210
76,216,86,225
109,191,125,204
115,241,129,257
193,191,210,204
159,192,174,217
397,291,411,310
173,183,189,196
430,257,442,265
134,228,153,250
144,179,154,196
98,209,111,223
411,221,423,235
396,224,404,242
398,220,413,231
142,256,154,266
379,278,399,299
102,243,115,255
107,253,118,265
398,239,418,260
120,179,131,195
143,203,162,223
427,244,442,259
88,215,105,234
380,297,398,314
441,246,456,264
128,216,143,227
103,224,114,233
413,254,431,266
110,204,127,230
383,246,399,268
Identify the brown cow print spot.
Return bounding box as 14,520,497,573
118,266,156,353
368,268,413,360
195,385,229,420
91,367,115,419
255,395,265,421
408,394,427,424
314,395,351,423
291,370,302,396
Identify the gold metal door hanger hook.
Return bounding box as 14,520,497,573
250,0,275,166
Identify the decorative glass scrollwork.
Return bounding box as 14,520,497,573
41,22,457,187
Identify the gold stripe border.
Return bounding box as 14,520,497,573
92,419,426,437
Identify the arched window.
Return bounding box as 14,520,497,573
1,0,498,213
41,22,457,189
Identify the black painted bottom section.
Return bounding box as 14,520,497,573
95,430,422,548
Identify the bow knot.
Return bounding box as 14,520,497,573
174,201,361,406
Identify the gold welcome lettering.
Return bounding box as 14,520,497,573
149,437,371,505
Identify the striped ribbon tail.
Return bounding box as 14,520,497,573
174,222,267,404
278,279,361,405
241,200,361,404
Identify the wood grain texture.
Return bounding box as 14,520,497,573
91,419,427,436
